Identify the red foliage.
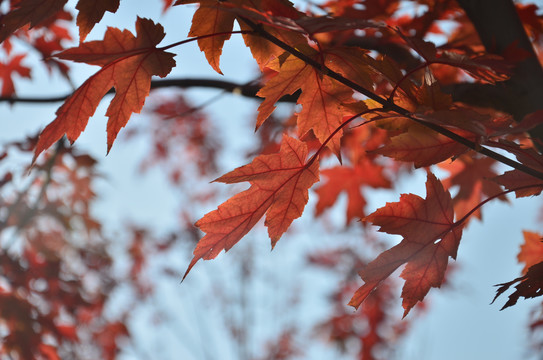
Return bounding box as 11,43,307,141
1,0,543,358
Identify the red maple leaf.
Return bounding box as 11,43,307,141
316,158,391,224
184,134,319,279
349,173,464,316
34,17,176,159
373,124,476,168
0,54,31,97
494,169,543,197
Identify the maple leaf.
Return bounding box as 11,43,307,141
373,124,475,168
0,0,68,42
349,173,464,317
494,169,543,197
399,34,511,83
415,68,452,111
492,261,543,310
440,155,506,220
0,54,31,97
184,134,319,279
490,140,543,197
34,17,176,159
76,0,120,41
178,0,307,69
176,0,237,74
256,53,354,157
315,159,391,224
518,231,543,274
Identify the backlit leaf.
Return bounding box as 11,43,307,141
34,17,176,159
349,173,463,317
184,135,319,279
373,125,475,168
257,53,354,157
440,155,505,220
316,159,391,224
176,0,237,74
518,231,543,274
0,54,31,97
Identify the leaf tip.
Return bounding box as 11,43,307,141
182,257,199,282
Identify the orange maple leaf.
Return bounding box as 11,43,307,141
178,0,307,70
518,231,543,274
184,134,319,279
349,173,464,317
76,0,120,41
34,17,175,159
0,0,67,42
176,0,237,74
256,53,354,157
440,155,506,220
316,158,391,224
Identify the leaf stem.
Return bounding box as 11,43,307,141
387,62,428,102
159,30,254,51
455,183,543,226
306,109,380,167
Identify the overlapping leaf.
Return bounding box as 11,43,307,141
256,53,355,156
372,125,476,168
518,231,543,274
440,156,505,220
316,159,391,224
493,261,543,310
176,0,237,74
494,170,543,197
0,0,68,42
349,173,464,316
34,17,175,159
184,135,319,279
400,34,511,83
76,0,120,41
178,0,307,70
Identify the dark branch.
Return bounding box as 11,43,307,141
0,78,299,104
240,16,543,181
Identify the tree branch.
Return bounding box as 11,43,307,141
239,17,543,181
0,78,298,104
